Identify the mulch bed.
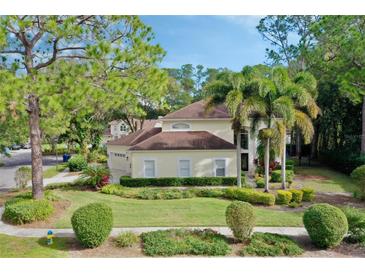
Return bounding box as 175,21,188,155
314,193,365,208
295,175,330,180
17,200,71,228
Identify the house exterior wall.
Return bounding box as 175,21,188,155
131,150,237,178
107,144,131,182
162,119,234,143
110,121,130,139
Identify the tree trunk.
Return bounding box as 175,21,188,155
296,128,301,165
28,94,44,200
236,132,242,188
361,96,365,153
289,130,294,156
281,131,286,190
311,122,319,160
264,138,270,192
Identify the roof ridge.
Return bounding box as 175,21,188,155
163,100,203,118
129,130,163,150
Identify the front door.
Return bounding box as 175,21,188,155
241,153,249,171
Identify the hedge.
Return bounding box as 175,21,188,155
319,149,365,174
3,197,54,225
120,176,246,187
289,189,303,203
224,188,275,206
302,188,315,202
276,190,292,205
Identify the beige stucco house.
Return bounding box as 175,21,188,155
106,100,264,182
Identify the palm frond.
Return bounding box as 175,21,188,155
225,89,243,117
239,95,267,125
294,71,318,99
295,110,314,144
272,96,295,127
305,97,321,119
272,66,290,94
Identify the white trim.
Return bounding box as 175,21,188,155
143,158,156,178
170,122,191,131
130,149,236,153
213,158,228,177
177,158,192,177
162,118,231,121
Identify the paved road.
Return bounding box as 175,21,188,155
0,149,62,190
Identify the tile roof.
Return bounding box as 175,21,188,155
107,127,162,146
163,100,230,119
129,131,235,151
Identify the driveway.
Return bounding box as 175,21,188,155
0,149,62,190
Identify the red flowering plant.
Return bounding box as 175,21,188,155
80,165,110,189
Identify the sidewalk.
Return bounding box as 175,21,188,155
0,206,307,238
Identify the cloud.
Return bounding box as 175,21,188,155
219,16,263,33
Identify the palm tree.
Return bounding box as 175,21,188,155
204,71,265,187
252,66,320,191
280,71,320,189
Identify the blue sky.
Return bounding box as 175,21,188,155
141,16,268,71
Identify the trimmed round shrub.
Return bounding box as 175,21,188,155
351,165,365,198
303,203,348,248
302,188,315,202
3,198,54,225
226,201,255,241
276,190,292,205
289,189,303,203
71,203,113,248
68,155,87,172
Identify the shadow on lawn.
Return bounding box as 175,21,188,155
37,237,85,252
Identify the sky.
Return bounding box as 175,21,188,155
141,16,269,71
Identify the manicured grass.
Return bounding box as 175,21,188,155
0,234,70,258
293,166,359,193
43,163,67,179
53,190,303,228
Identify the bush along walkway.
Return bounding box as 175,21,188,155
0,206,307,238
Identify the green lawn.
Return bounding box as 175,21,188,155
0,234,70,258
293,166,359,193
43,163,67,179
53,190,303,228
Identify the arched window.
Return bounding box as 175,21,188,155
171,122,191,130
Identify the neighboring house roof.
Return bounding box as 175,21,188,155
163,100,230,120
129,131,236,151
108,119,159,130
107,127,162,146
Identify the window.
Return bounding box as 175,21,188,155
120,123,128,132
171,123,190,130
234,129,249,150
144,160,156,178
178,159,191,177
214,159,226,177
